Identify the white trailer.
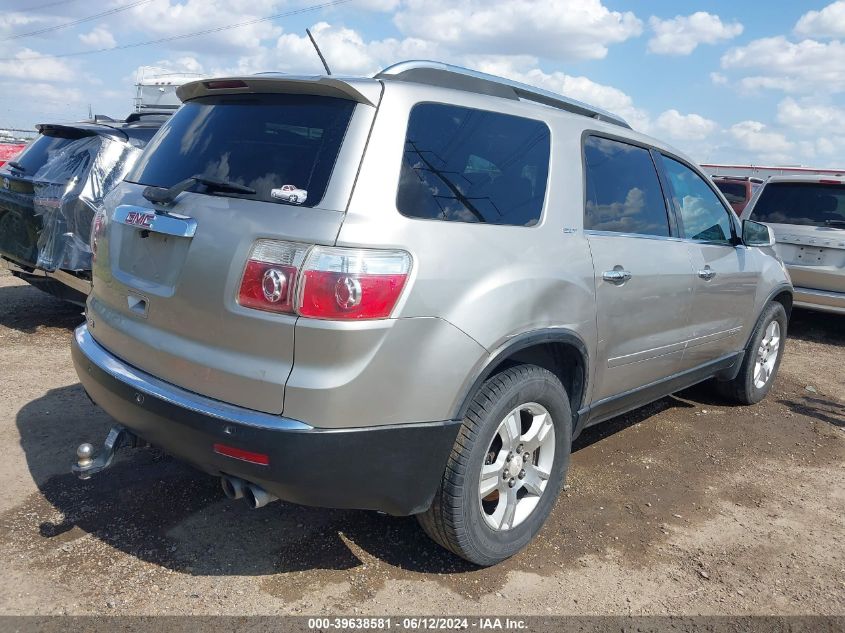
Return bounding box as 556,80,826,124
701,163,845,180
134,67,204,112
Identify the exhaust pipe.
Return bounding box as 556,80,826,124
244,483,278,509
220,475,247,500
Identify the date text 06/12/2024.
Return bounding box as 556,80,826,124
306,617,528,630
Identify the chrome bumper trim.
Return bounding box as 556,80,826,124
793,286,845,314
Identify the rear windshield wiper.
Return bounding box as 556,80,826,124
142,175,256,205
5,160,26,173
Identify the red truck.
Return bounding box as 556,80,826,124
711,175,764,214
0,142,26,168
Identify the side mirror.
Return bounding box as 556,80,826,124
742,219,775,247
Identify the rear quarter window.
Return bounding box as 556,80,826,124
397,103,550,227
126,93,356,208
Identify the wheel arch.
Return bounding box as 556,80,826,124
769,286,794,320
452,329,589,430
747,284,793,349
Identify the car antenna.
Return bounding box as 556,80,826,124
306,28,332,75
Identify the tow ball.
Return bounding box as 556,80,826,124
72,424,140,480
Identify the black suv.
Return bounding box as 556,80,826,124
0,112,169,304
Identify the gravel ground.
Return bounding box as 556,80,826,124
0,269,842,616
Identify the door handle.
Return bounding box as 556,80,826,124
697,266,716,281
602,269,632,284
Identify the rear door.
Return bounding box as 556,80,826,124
88,90,374,414
659,155,758,368
584,135,696,402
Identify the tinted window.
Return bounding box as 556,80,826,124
750,182,845,227
584,136,670,236
127,93,355,208
8,134,76,175
714,181,747,204
397,103,549,226
663,156,733,243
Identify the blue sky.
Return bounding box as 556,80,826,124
1,0,844,167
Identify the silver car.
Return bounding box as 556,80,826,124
71,61,792,566
741,174,845,314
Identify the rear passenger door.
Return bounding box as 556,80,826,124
583,135,696,402
658,155,758,368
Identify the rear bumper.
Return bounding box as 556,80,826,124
793,286,845,315
72,325,460,515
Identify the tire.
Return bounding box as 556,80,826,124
418,364,572,566
715,301,787,405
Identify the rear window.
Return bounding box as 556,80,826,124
126,93,356,208
397,103,550,226
750,182,845,227
714,181,747,204
9,134,76,175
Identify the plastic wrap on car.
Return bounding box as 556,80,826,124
33,136,141,272
0,173,40,266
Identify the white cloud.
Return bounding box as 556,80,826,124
0,48,77,82
355,0,400,10
648,12,743,55
777,97,845,132
151,56,206,75
721,36,845,94
232,22,437,76
710,72,728,85
813,136,845,159
79,25,116,49
393,0,642,61
0,12,43,34
0,81,84,110
729,120,795,163
654,109,718,141
795,1,845,38
128,0,285,54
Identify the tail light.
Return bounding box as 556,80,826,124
298,247,411,319
236,241,412,320
90,207,108,263
237,239,309,314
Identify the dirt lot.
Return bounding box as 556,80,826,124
0,268,842,616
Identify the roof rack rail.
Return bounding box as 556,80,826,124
375,60,631,129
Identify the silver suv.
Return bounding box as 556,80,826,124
71,61,792,566
741,174,845,314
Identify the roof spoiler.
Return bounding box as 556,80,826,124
35,123,127,142
176,75,380,106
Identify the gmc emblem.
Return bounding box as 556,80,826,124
125,211,155,228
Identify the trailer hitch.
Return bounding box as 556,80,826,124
72,424,140,480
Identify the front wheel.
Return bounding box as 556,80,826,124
417,364,571,566
715,301,787,404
